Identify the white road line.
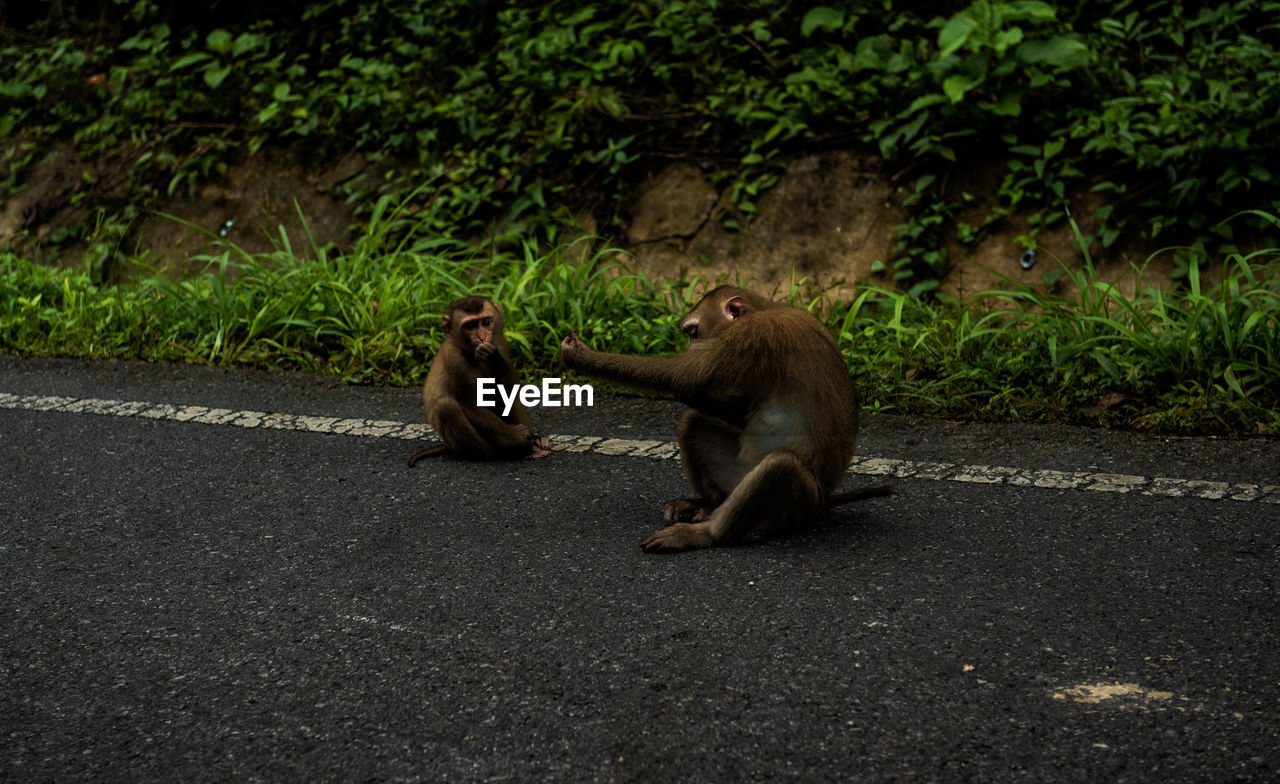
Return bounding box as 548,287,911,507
3,391,1278,504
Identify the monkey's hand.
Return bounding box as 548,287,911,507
474,341,496,361
641,522,715,553
507,424,551,459
559,331,588,367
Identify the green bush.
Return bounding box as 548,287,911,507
3,1,1278,286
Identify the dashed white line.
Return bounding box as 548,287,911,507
2,391,1277,504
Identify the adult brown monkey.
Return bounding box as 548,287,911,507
560,284,888,552
409,296,551,465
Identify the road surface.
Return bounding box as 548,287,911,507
2,357,1277,782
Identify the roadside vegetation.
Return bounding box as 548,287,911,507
3,198,1277,434
2,1,1278,434
4,1,1279,285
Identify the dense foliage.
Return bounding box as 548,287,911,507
3,1,1279,435
3,0,1279,286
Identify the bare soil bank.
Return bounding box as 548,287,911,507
3,144,1174,299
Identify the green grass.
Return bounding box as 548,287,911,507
1,196,688,385
2,203,1278,435
829,217,1280,434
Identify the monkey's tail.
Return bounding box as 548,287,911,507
828,484,894,507
407,444,448,467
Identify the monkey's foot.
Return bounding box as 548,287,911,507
524,435,552,459
641,522,715,553
663,498,713,524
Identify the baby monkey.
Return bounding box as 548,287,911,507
409,296,551,465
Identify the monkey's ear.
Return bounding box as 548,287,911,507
441,314,452,334
723,296,747,320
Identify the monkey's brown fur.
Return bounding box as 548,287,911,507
411,296,550,464
561,284,886,552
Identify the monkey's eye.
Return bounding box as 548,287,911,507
683,324,698,339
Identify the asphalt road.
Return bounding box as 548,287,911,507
2,357,1277,783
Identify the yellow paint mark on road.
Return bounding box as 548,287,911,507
1052,682,1175,708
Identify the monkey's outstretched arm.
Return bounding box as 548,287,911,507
560,332,713,395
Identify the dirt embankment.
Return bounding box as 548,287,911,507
3,144,1166,299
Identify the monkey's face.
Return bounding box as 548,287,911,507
462,312,498,359
680,292,748,342
444,306,501,360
